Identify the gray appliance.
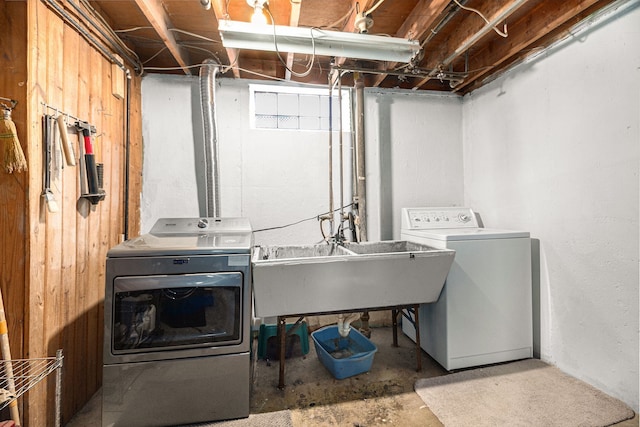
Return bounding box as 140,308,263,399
102,218,253,427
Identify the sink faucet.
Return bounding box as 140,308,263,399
332,226,346,246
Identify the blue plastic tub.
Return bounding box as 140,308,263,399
311,325,377,379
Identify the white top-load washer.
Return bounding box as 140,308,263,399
400,207,532,370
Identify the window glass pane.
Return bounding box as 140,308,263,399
277,93,299,116
255,114,278,129
254,92,277,115
299,94,320,117
250,85,351,132
319,95,331,118
277,115,299,129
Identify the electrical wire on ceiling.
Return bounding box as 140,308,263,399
142,47,168,65
169,28,222,43
364,0,386,15
116,27,221,45
115,26,225,70
263,5,317,78
182,45,222,63
43,0,143,73
114,26,154,33
143,64,205,71
452,0,508,37
76,0,144,69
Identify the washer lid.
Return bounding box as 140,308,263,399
108,217,253,257
401,227,529,241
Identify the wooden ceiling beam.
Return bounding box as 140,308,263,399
133,0,192,75
211,0,240,78
454,0,616,94
370,0,452,87
413,0,530,88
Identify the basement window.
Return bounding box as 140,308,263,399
250,84,351,131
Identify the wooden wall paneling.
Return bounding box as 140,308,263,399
73,31,91,416
16,1,144,423
43,5,65,424
59,23,81,422
85,45,101,398
0,0,27,363
26,0,49,425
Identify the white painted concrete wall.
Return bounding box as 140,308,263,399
141,77,201,230
142,76,353,245
363,89,464,241
462,2,639,410
141,76,463,244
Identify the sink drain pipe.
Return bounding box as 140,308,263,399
200,59,221,217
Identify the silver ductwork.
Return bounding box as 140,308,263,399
199,59,221,217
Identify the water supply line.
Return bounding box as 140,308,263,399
323,70,335,239
354,72,370,336
200,59,221,218
337,73,345,242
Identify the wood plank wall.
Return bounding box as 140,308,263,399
1,1,142,425
0,0,28,401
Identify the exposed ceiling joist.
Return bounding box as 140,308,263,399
91,0,624,95
370,0,453,87
454,0,615,93
133,0,192,75
212,0,240,78
414,0,529,88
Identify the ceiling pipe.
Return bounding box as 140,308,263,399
415,0,529,88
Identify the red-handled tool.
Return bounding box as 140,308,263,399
75,121,100,196
82,127,100,195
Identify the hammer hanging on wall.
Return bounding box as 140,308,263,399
76,121,100,195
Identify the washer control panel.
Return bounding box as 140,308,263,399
401,207,478,230
150,217,252,235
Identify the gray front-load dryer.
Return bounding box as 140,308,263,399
102,218,252,427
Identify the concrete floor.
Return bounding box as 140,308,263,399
251,323,445,426
66,325,638,427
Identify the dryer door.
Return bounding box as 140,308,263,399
111,272,242,354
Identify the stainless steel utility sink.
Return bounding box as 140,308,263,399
257,244,352,260
341,240,432,255
252,241,455,317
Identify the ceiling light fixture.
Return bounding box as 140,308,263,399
247,0,268,25
218,19,421,63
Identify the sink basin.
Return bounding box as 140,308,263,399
341,240,432,255
257,244,353,260
252,241,455,317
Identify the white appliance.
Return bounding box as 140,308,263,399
400,207,532,370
